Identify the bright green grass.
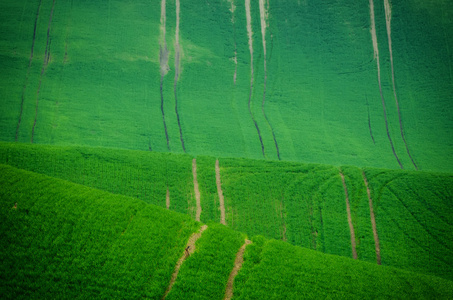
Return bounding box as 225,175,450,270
0,163,199,299
1,0,452,171
233,236,453,299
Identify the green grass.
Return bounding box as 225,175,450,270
0,163,199,299
1,0,451,171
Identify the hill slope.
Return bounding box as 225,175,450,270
0,0,452,171
1,164,453,299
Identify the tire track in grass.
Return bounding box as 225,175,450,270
245,0,265,157
229,0,238,85
384,0,418,170
362,172,381,264
192,158,201,222
340,172,358,259
215,160,226,225
174,0,185,152
162,225,208,299
31,0,56,143
369,0,403,169
366,96,376,144
259,0,281,160
16,0,43,141
224,239,252,300
166,188,170,210
160,0,171,150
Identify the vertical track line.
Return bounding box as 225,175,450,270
160,0,170,150
230,1,238,84
215,160,226,225
340,172,358,260
362,172,381,265
31,0,56,143
223,240,252,300
192,158,201,222
369,0,403,169
259,0,280,160
245,0,265,157
384,0,418,170
174,0,185,152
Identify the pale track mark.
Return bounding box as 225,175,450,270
362,172,381,265
166,188,170,209
259,0,280,160
279,200,287,241
369,0,403,169
245,0,265,157
229,0,238,84
215,160,226,225
16,0,43,141
192,158,201,222
384,0,418,170
162,225,208,299
224,239,252,300
159,0,170,150
31,0,56,143
174,0,185,152
340,172,358,260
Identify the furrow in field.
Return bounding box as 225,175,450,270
31,0,56,143
162,225,208,299
384,0,418,170
215,160,226,225
362,172,381,265
245,0,265,157
340,172,358,260
369,0,403,169
259,0,280,160
192,158,201,222
16,0,43,141
166,188,170,210
174,0,185,152
366,96,376,144
159,0,170,150
224,239,252,300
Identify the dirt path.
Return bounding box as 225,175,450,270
162,225,208,299
16,0,43,141
31,0,56,143
192,158,202,222
174,0,185,152
166,188,170,209
340,172,358,260
362,172,381,265
369,0,403,169
384,0,418,170
224,239,252,300
215,160,226,225
245,0,265,157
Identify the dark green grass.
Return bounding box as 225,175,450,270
0,163,199,299
233,236,453,299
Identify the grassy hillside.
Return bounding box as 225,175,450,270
1,164,452,299
1,142,452,281
0,0,452,171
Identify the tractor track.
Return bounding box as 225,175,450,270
224,239,252,300
384,0,418,170
192,158,202,222
16,0,43,141
362,172,381,265
160,0,170,150
245,0,265,157
174,0,185,152
230,1,237,84
366,96,376,144
259,0,280,160
31,0,55,143
369,0,403,169
162,225,208,299
215,160,226,225
340,172,358,260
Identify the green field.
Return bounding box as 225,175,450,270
1,0,452,297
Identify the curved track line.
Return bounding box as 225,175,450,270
362,172,381,265
31,0,55,143
259,0,280,160
384,0,418,170
369,0,403,169
160,0,170,150
174,0,185,152
215,160,226,225
245,0,265,157
340,172,358,259
16,0,43,141
224,239,252,300
192,158,201,222
162,225,208,299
